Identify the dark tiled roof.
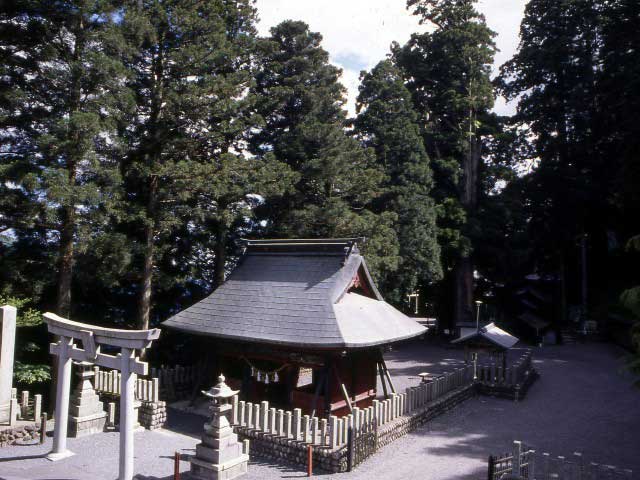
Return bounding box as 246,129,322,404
451,323,519,350
162,239,426,348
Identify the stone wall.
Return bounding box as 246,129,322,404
0,422,41,447
139,400,167,430
236,429,348,473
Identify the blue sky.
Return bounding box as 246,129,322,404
255,0,527,116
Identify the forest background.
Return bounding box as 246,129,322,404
1,0,639,396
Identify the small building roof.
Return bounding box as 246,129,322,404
162,238,426,349
451,322,519,350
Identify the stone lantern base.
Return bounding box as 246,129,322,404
190,454,249,480
68,362,106,438
189,374,249,480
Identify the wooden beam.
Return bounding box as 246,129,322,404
331,363,353,413
379,353,396,395
377,361,389,399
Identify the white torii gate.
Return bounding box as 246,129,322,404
44,312,160,480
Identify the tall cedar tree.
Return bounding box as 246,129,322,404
119,0,287,329
497,0,603,320
0,1,132,315
251,21,399,279
598,0,640,241
354,60,442,307
395,0,496,326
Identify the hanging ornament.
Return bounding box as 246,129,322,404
256,371,262,382
250,366,255,377
264,373,270,385
274,372,279,383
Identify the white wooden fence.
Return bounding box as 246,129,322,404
93,367,159,403
0,388,42,425
477,349,534,386
230,364,474,450
149,364,199,401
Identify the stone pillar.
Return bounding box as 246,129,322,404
0,306,16,424
47,336,74,461
68,362,107,437
119,348,136,480
190,375,248,480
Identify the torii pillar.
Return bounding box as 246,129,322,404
43,312,160,480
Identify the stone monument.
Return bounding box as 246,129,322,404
68,361,107,437
0,306,17,424
190,374,249,480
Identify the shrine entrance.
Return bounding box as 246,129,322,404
43,312,160,480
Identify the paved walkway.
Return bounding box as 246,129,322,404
1,341,638,479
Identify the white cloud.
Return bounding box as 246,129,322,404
255,0,526,117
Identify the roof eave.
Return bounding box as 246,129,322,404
162,321,425,350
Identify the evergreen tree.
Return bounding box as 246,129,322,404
119,0,292,328
251,21,398,279
395,0,497,326
354,59,442,306
497,0,606,321
598,0,640,241
0,0,132,315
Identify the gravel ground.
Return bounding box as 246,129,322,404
1,341,638,480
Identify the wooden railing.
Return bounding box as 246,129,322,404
488,441,633,480
230,364,475,450
0,388,42,425
93,367,159,403
477,350,534,386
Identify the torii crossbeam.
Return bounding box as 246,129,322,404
44,312,160,480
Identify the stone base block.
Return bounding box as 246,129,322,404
46,449,75,461
189,455,248,480
68,411,107,438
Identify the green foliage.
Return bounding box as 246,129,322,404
0,295,49,385
14,361,51,385
354,59,442,305
0,295,42,327
251,21,398,280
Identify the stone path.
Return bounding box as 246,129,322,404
1,341,638,479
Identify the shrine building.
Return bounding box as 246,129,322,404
162,238,426,417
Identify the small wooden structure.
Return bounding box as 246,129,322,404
452,322,519,377
163,238,426,417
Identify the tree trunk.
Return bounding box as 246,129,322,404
137,175,158,331
56,206,75,316
453,257,474,326
454,130,481,329
213,218,228,289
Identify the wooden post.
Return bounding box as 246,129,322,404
40,412,47,444
174,451,180,480
487,455,495,480
512,441,522,477
380,358,396,394
377,362,388,399
307,444,313,477
347,426,354,472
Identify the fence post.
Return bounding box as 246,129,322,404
293,408,301,441
329,416,338,448
174,451,180,480
347,426,354,472
307,444,313,477
513,441,522,477
33,394,42,422
488,455,495,480
39,412,47,444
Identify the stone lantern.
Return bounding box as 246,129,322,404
190,374,249,480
